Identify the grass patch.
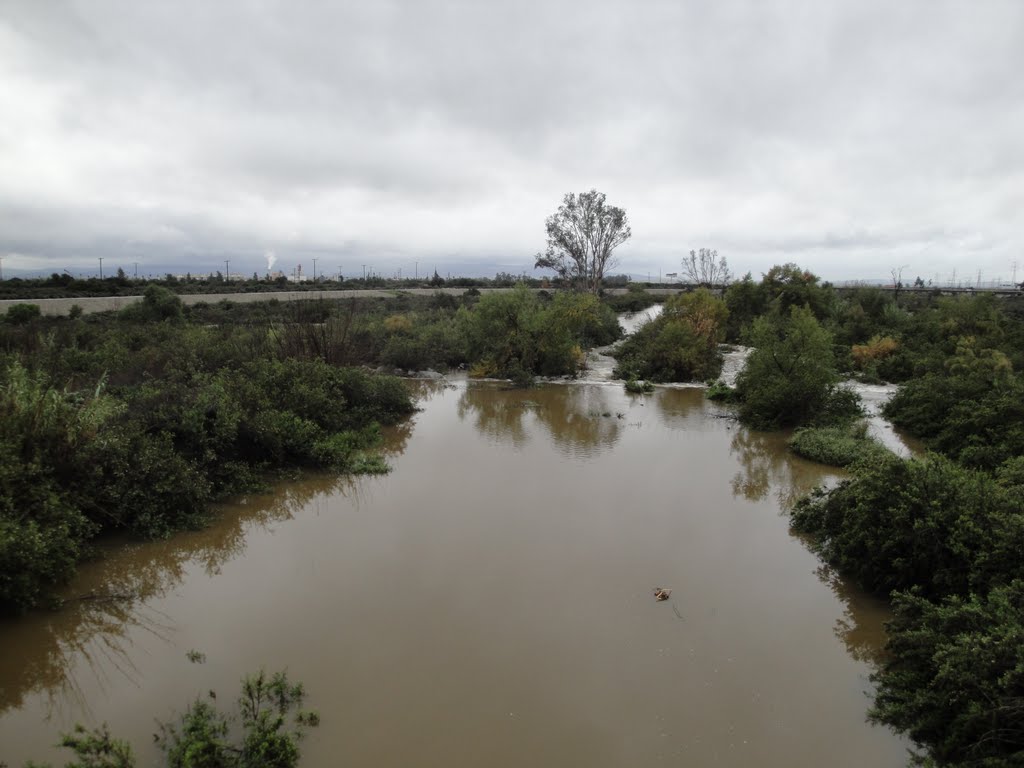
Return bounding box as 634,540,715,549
624,378,654,394
788,421,890,467
706,380,738,402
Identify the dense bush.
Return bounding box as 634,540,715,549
788,422,889,468
604,284,657,313
459,285,617,383
870,583,1024,767
0,343,414,614
613,289,727,382
3,303,41,324
735,306,859,429
884,338,1024,470
791,453,1024,601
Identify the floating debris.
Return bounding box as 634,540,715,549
653,587,672,601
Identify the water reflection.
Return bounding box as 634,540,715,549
728,427,833,508
0,474,365,719
811,561,891,666
651,386,712,427
456,383,623,457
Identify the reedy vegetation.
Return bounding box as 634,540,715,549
0,286,619,614
16,669,318,768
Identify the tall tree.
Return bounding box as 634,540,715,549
681,248,731,287
535,189,631,294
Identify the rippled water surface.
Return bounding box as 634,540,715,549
0,379,908,767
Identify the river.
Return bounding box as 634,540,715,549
0,313,911,767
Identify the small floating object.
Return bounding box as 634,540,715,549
653,587,672,601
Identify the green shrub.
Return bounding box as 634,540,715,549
460,285,594,381
4,302,41,324
30,670,319,768
871,582,1024,767
736,306,855,428
624,378,654,394
788,422,889,467
604,285,656,313
791,453,1024,600
613,289,727,383
705,380,738,402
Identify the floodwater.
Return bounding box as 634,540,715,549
0,376,909,766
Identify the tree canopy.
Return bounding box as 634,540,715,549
534,189,631,294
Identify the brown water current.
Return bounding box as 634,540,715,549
0,380,908,766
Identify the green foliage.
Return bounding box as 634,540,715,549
788,422,890,468
613,289,727,383
56,723,135,768
159,671,317,768
0,363,110,612
723,273,767,341
28,670,319,768
119,285,184,322
460,285,605,382
623,378,654,394
535,189,631,294
760,263,835,322
604,285,656,313
4,303,42,325
833,287,902,347
884,338,1024,470
0,325,414,612
791,453,1024,601
735,306,856,428
705,380,738,402
871,582,1024,766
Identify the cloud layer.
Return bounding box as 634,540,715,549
2,1,1022,282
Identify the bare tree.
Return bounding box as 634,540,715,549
891,264,907,301
534,189,631,293
681,248,731,287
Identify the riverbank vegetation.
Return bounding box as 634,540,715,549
788,422,888,468
0,285,623,613
6,265,1024,764
0,288,420,614
613,289,727,382
650,261,1024,763
775,283,1024,764
15,669,318,768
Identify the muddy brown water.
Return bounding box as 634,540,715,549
0,380,908,766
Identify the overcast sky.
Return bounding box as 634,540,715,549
1,1,1022,283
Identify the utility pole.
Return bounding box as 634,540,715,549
98,257,104,279
312,257,318,281
1013,260,1019,285
133,262,139,279
362,264,367,279
224,259,230,282
338,265,343,281
415,261,419,279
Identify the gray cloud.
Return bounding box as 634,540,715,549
1,0,1022,282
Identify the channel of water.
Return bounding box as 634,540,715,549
0,309,912,767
